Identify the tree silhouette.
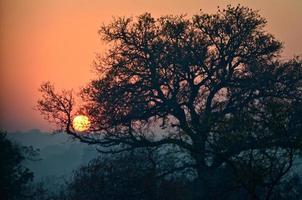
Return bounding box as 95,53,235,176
37,5,302,199
0,131,38,200
55,149,194,200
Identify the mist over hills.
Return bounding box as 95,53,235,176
7,129,98,190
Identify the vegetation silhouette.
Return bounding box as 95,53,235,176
37,5,302,199
53,154,302,200
0,131,42,200
55,149,194,200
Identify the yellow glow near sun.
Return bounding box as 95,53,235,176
72,115,91,132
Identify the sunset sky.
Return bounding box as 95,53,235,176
1,0,302,132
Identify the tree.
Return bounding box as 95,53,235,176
0,131,38,200
37,5,302,199
55,150,193,200
52,150,302,200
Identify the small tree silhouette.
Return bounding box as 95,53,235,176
0,131,38,200
37,5,302,199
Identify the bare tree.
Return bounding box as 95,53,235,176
37,5,302,199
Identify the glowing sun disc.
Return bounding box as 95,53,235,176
72,115,91,132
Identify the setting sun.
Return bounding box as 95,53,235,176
72,115,91,132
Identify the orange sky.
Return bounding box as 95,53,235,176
0,0,301,132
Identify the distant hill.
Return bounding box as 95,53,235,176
7,129,98,191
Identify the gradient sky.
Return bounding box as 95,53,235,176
1,0,302,132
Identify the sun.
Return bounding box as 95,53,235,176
72,115,91,132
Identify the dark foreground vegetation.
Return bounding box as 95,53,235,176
1,133,302,200
0,131,45,200
2,4,302,200
54,149,302,200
